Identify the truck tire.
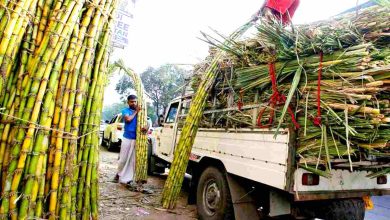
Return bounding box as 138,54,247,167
197,166,234,220
147,141,153,175
107,135,114,151
101,132,106,147
297,198,365,220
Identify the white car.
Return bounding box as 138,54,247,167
102,113,124,150
102,113,153,151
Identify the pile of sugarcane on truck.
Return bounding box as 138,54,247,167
148,4,390,220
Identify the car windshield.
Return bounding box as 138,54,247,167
166,102,179,123
117,115,123,123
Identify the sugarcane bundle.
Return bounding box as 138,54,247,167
114,59,149,183
161,18,258,209
0,0,118,218
191,4,390,179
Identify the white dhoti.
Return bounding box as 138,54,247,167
118,138,136,184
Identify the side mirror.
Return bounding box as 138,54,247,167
158,115,164,126
105,120,109,123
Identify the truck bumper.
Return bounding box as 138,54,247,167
293,189,390,201
293,168,390,201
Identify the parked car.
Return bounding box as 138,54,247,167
102,113,124,151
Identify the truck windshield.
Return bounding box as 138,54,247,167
166,102,179,123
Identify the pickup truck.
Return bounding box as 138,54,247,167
148,94,390,220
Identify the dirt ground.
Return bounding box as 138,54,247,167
98,146,197,220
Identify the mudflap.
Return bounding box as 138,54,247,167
226,174,260,220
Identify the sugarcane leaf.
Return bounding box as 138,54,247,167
329,126,341,158
323,126,331,170
275,66,302,137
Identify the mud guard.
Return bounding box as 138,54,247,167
226,174,260,220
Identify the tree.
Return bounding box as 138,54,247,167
115,73,135,102
115,64,188,118
102,102,127,121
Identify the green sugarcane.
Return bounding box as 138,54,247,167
36,0,55,45
90,37,110,220
75,3,113,218
82,63,104,220
75,0,109,217
0,0,32,72
18,36,69,219
0,0,84,216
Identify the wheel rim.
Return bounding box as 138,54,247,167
108,136,112,149
202,179,221,216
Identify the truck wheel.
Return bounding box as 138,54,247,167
147,141,153,175
107,135,114,151
101,132,106,147
297,198,365,220
197,166,234,220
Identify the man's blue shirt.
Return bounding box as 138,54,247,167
122,108,137,139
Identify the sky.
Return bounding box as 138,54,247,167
104,0,370,107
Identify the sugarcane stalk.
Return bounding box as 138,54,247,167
73,0,110,218
18,35,69,220
161,18,256,208
327,103,380,114
90,39,110,220
0,0,85,216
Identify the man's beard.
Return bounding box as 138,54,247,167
129,105,136,110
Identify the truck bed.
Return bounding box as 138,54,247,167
153,126,390,201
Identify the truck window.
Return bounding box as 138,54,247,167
166,102,179,123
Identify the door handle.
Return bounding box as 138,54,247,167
170,125,173,129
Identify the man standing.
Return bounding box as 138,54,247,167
116,94,140,184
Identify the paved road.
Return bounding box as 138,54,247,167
365,196,390,220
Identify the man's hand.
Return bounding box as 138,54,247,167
135,105,142,113
141,127,148,134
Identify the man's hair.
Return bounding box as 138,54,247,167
127,94,137,101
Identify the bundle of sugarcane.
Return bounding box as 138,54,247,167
161,18,258,209
114,59,149,183
194,5,390,178
0,0,118,218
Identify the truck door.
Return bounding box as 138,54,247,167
157,101,179,157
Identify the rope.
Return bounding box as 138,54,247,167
313,51,323,126
0,111,99,139
257,62,299,129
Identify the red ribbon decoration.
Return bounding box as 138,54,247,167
257,62,299,129
313,51,323,126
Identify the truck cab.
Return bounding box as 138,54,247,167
149,95,390,219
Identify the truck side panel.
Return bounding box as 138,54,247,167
190,129,290,190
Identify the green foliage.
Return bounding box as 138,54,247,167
374,0,390,7
115,64,189,117
147,103,157,124
115,74,134,102
102,102,127,121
